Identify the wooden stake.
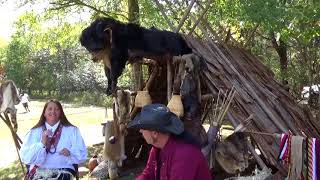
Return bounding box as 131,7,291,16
0,114,25,175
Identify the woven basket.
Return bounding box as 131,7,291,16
135,90,152,107
167,95,184,117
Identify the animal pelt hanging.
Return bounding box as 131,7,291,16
103,121,124,164
80,17,192,95
178,54,207,147
215,132,250,174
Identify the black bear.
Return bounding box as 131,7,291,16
80,17,192,95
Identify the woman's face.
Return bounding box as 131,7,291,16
44,102,61,125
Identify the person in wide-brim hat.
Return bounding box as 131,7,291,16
128,103,184,135
128,103,212,180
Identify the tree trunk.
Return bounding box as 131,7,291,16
271,33,288,84
126,0,150,163
128,0,143,90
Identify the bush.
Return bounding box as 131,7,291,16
57,91,113,107
29,91,113,107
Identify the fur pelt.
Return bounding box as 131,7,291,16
80,17,192,95
215,132,249,174
0,80,20,131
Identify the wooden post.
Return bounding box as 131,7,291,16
128,0,143,91
167,58,172,102
144,65,159,91
0,114,25,175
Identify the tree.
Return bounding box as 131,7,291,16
2,11,108,95
128,0,143,91
11,0,320,98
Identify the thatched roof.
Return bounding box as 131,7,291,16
183,35,320,169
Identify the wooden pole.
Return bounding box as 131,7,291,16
188,0,213,35
144,65,159,91
246,141,268,169
0,114,25,175
167,58,173,102
194,1,242,46
152,0,175,31
172,57,184,94
189,14,288,132
175,0,196,33
1,113,22,147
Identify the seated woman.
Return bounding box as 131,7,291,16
20,99,87,180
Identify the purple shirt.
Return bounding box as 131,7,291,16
136,137,212,180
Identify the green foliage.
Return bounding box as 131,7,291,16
3,0,319,101
4,38,32,89
57,91,113,107
0,37,8,48
2,11,111,97
209,0,319,96
0,160,24,179
117,64,133,88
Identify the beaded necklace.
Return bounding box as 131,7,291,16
42,123,63,154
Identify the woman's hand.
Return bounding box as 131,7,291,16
59,148,71,157
41,130,52,146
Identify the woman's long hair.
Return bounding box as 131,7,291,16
32,99,74,129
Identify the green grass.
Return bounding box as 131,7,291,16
0,160,25,179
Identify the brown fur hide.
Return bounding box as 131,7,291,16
0,80,20,106
91,48,111,69
103,121,122,163
215,132,249,174
103,123,120,180
103,89,132,171
114,89,132,135
0,80,20,131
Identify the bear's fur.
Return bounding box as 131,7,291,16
80,17,192,95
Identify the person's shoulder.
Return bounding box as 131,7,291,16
26,126,42,136
173,138,201,154
172,142,207,167
30,126,42,131
63,125,78,130
63,125,82,134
